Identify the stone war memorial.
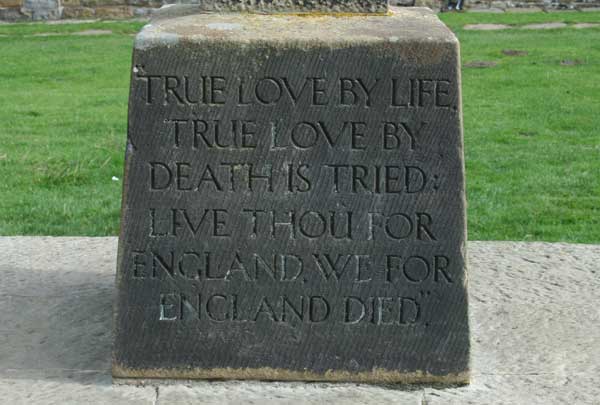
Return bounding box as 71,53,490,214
112,0,469,384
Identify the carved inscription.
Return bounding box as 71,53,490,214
123,69,460,332
119,43,467,371
135,73,454,109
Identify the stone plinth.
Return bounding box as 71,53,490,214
113,8,469,383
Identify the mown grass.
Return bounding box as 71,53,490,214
0,24,142,235
439,13,600,242
0,13,599,242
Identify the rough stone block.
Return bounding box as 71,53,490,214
151,0,387,14
414,0,442,9
132,6,154,16
390,0,415,5
490,0,509,7
80,0,126,7
94,5,133,17
113,7,469,384
0,0,21,8
21,0,61,19
127,0,165,7
0,5,25,19
61,5,95,17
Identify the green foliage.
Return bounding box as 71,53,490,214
0,15,599,241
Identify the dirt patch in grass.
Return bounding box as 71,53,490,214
31,32,62,37
573,23,600,28
464,60,498,68
560,59,583,66
502,49,529,56
72,29,112,36
522,22,567,29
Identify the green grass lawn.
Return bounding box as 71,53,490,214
0,13,599,242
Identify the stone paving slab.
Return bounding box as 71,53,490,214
155,382,422,404
1,237,599,404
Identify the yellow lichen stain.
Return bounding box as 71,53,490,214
113,363,470,385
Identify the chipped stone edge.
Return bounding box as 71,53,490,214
112,364,470,385
134,25,180,51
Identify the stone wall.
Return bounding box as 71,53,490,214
1,0,599,21
0,0,165,20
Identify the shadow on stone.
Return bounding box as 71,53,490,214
0,265,114,384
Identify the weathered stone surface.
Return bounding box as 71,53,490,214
0,379,156,405
489,0,507,8
61,6,94,17
82,0,125,6
60,0,81,7
425,241,600,404
6,0,600,21
390,0,415,6
0,0,21,8
413,0,442,9
114,8,469,384
0,6,25,20
152,0,388,15
155,382,422,404
127,0,163,7
21,0,61,19
1,237,599,403
132,6,154,16
0,237,156,404
94,5,133,17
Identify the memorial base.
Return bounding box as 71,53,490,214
113,7,469,384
